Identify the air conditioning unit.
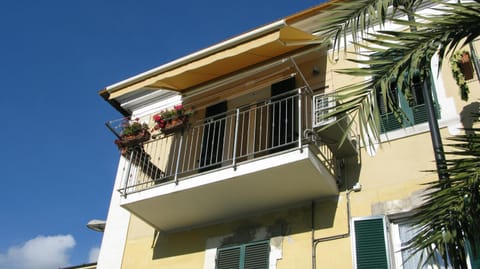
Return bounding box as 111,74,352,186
313,94,336,127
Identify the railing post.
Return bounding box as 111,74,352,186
174,132,184,185
298,87,303,151
232,108,240,170
122,150,134,196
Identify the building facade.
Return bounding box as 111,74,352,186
97,2,480,268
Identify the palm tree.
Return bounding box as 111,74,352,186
407,129,480,268
312,0,480,267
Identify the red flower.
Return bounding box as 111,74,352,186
174,104,183,111
153,114,162,122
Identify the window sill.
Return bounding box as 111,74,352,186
379,116,459,143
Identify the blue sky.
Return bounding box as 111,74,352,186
0,0,323,267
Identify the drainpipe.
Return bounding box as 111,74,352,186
412,73,448,181
311,183,361,269
469,43,480,82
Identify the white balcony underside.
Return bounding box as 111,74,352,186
120,145,338,232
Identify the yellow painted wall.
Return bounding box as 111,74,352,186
122,203,335,269
119,39,480,269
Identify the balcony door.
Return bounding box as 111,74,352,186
200,101,227,172
270,77,297,153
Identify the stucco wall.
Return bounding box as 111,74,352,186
113,37,480,269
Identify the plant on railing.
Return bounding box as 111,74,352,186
114,118,150,154
451,50,473,101
153,104,193,135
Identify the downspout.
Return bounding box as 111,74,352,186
469,42,480,82
311,184,361,269
413,73,448,181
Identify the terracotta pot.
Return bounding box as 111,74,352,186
115,130,151,153
460,52,474,80
461,52,471,64
162,117,188,135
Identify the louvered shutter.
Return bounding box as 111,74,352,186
244,241,269,269
216,241,269,269
217,246,241,269
353,217,390,269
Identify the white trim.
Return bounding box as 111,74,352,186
390,222,404,269
96,157,132,269
131,94,182,119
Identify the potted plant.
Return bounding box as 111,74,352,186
153,104,194,135
451,50,474,101
114,118,150,154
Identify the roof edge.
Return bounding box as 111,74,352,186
99,88,131,116
285,0,343,24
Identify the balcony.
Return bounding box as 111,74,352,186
108,87,357,232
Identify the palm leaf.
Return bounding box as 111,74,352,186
405,128,480,268
323,1,480,145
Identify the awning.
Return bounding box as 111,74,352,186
109,26,318,99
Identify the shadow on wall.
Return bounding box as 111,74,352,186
151,201,339,260
460,101,480,135
147,151,362,262
338,154,362,193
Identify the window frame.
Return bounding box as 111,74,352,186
351,216,392,269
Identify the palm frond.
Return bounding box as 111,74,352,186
313,0,426,56
324,1,480,145
405,128,480,268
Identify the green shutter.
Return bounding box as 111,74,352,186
379,75,441,134
217,246,241,269
244,241,269,269
467,239,480,269
216,241,269,269
380,112,403,133
354,218,389,269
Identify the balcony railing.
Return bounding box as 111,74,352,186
110,87,339,196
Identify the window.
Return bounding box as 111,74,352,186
376,79,440,134
352,217,391,269
216,241,270,269
354,215,478,269
391,220,451,269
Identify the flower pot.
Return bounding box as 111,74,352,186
115,130,151,154
460,52,474,80
162,117,188,135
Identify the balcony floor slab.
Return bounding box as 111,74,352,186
120,145,338,232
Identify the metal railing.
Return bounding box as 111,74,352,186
114,87,338,196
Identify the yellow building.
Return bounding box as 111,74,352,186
97,1,480,268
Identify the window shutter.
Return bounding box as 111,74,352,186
217,246,241,269
353,218,389,269
216,241,269,269
244,241,269,269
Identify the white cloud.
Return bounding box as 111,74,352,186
0,234,75,269
88,247,100,263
